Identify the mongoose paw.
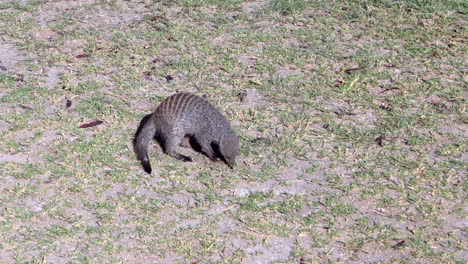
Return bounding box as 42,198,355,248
182,156,193,162
173,153,192,162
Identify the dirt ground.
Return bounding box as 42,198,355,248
0,0,466,263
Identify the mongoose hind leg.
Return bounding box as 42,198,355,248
171,152,192,162
164,134,192,162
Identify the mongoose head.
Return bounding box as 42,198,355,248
219,134,239,168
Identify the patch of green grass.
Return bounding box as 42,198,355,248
178,0,244,10
437,142,466,157
269,0,311,14
0,73,19,85
0,0,466,262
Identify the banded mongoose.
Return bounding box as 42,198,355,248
133,92,239,174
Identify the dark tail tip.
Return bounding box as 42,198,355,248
142,159,152,174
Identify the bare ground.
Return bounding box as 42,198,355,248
0,0,466,263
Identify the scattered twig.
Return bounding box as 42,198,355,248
392,240,406,249
317,199,328,208
79,120,103,128
250,137,270,143
379,87,401,93
334,109,357,116
344,67,364,74
375,135,384,147
74,53,89,59
19,104,34,110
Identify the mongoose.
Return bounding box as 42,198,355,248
133,92,239,174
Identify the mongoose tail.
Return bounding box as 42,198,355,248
133,114,156,174
141,158,152,174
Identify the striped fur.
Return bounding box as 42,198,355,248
133,92,239,174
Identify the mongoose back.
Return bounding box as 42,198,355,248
133,92,239,174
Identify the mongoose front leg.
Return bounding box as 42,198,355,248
179,136,192,149
195,137,218,162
